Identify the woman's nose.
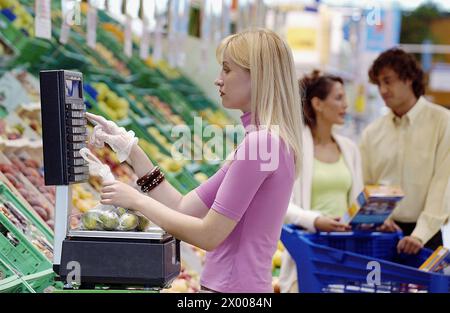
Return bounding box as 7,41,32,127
215,79,223,87
343,100,348,110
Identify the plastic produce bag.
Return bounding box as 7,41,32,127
79,147,115,184
80,204,119,231
81,205,148,232
78,147,151,232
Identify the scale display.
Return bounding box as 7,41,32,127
39,70,88,185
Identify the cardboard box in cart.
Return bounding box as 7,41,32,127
341,185,404,229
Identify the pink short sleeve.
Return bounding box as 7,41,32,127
210,131,278,221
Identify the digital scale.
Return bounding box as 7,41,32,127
39,70,180,289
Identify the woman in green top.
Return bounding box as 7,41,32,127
280,70,364,293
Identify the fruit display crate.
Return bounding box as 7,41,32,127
0,276,34,293
0,257,19,289
0,182,53,242
0,206,52,277
21,268,61,293
0,151,55,226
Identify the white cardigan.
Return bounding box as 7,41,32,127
279,126,364,293
284,126,364,230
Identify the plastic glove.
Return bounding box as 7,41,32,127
86,112,138,163
79,147,115,183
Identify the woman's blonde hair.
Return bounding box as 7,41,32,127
216,28,303,177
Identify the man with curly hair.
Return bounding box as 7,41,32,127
360,48,450,254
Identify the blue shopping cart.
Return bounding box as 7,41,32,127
281,224,450,293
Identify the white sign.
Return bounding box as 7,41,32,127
152,15,164,62
176,0,190,67
35,0,52,39
87,6,98,48
199,0,213,73
124,15,133,57
285,11,322,66
167,0,179,67
59,21,70,44
429,65,450,92
140,17,150,60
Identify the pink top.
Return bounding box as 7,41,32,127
195,112,296,293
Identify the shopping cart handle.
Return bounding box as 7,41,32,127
283,224,305,234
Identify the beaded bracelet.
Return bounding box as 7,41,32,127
141,172,165,193
137,166,161,187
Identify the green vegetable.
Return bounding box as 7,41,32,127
81,211,100,230
119,213,139,231
99,211,120,230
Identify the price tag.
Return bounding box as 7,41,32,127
222,0,232,38
87,6,98,48
124,15,133,57
152,15,164,62
140,17,150,60
35,0,52,39
199,0,212,73
59,22,70,44
176,0,190,67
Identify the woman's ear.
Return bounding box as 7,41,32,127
311,97,322,114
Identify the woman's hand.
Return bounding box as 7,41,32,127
86,112,138,162
100,180,143,210
397,236,423,254
377,219,402,232
314,216,351,232
86,112,122,135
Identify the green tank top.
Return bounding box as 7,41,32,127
310,155,352,218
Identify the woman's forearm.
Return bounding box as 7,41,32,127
128,142,156,178
135,195,214,251
128,143,183,210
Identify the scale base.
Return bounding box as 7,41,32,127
54,236,180,288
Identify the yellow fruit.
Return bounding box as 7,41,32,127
277,241,285,252
159,159,182,173
147,127,160,137
168,160,182,173
272,249,282,268
78,200,93,213
117,98,129,110
105,92,119,107
139,139,160,157
194,172,208,183
145,57,156,68
116,108,128,120
94,83,109,101
98,101,118,121
169,279,189,293
72,197,81,208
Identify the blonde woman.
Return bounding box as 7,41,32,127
279,70,364,293
86,29,303,293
